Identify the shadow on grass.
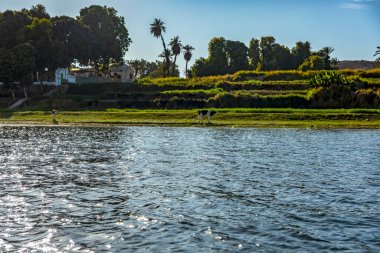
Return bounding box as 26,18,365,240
0,110,14,119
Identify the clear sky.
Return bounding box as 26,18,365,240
1,0,379,75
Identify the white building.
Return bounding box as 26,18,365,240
54,65,135,85
109,64,136,83
55,68,77,85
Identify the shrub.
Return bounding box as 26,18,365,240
309,71,355,89
298,55,325,71
355,89,380,108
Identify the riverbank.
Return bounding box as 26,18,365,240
1,109,380,128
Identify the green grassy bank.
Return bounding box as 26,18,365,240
1,109,380,128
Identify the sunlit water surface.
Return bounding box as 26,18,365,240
0,126,379,252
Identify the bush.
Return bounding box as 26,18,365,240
298,55,325,71
355,89,380,108
209,92,310,108
309,71,355,89
309,85,355,108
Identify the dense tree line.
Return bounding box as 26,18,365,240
191,36,337,77
0,4,131,96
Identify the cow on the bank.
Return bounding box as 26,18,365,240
198,110,217,123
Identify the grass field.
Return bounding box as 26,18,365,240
1,109,380,128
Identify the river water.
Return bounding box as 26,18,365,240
0,126,379,252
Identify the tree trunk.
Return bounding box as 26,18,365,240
185,61,188,78
160,35,169,77
10,89,15,101
172,54,177,76
23,87,28,98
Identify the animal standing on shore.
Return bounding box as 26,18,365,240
52,109,58,124
198,110,217,123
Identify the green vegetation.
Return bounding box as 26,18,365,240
191,36,337,77
1,109,380,128
2,69,379,111
0,4,131,95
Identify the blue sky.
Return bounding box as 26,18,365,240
1,0,379,74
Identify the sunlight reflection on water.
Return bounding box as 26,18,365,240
0,126,380,252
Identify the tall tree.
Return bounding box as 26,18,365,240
126,59,169,78
150,18,170,77
292,41,311,68
0,10,31,49
260,36,276,70
169,36,182,76
158,49,173,76
24,17,55,76
226,40,249,73
248,38,260,70
330,57,339,69
52,16,95,66
271,44,292,70
208,37,228,75
79,5,131,72
318,46,334,69
0,43,36,98
183,45,194,78
22,4,50,19
127,59,143,78
375,46,380,63
9,43,36,97
191,57,210,77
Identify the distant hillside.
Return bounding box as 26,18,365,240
337,60,379,70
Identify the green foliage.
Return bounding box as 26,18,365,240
52,16,95,66
355,89,380,108
359,68,380,78
0,4,132,88
191,36,336,76
316,47,334,69
0,43,35,86
22,4,50,19
299,55,325,71
248,38,260,70
292,41,311,68
162,88,223,97
127,59,172,78
183,45,195,78
309,71,354,88
225,40,250,73
0,10,31,49
79,5,131,71
150,18,170,77
210,91,310,108
169,36,182,76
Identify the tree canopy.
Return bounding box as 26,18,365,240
79,5,131,71
192,36,335,77
0,4,132,88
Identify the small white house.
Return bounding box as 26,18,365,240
55,68,76,85
54,65,135,85
109,64,136,83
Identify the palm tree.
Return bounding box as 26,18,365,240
169,36,182,76
374,46,380,63
330,57,339,69
320,47,334,69
322,46,334,55
150,18,170,77
183,45,195,78
159,49,172,77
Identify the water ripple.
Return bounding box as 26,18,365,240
0,126,379,252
